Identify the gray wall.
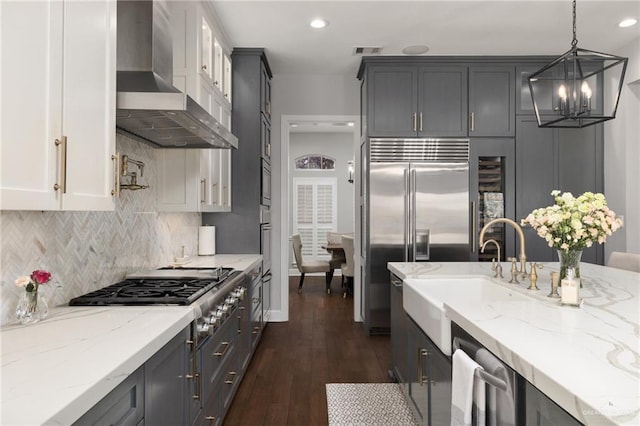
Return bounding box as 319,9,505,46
288,131,355,265
271,74,360,315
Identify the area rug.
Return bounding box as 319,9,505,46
326,383,418,425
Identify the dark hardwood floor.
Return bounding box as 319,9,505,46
223,275,392,425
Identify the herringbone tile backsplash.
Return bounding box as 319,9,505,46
0,134,201,325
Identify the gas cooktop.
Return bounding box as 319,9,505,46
69,267,235,306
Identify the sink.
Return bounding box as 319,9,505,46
403,278,532,355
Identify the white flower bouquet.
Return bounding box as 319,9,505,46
521,190,623,251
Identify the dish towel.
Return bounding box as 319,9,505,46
451,349,486,426
475,348,515,426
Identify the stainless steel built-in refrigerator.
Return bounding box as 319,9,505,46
363,139,470,334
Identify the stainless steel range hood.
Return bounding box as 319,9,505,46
116,0,237,149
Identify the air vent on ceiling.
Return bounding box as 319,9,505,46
353,47,383,56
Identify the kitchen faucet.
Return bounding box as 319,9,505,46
479,218,527,280
481,239,503,279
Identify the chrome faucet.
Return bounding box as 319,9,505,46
481,239,503,279
479,218,527,280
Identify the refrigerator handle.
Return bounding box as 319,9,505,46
411,169,417,261
404,168,410,261
471,201,477,253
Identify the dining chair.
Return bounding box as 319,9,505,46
340,235,355,298
607,251,640,273
326,232,347,276
291,234,333,294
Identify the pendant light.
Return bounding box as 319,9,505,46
528,0,628,128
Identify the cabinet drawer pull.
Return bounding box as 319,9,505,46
201,178,206,204
469,112,475,132
224,371,238,385
54,136,68,193
417,348,429,386
213,341,230,357
205,416,216,424
419,112,423,132
192,373,200,400
412,113,417,132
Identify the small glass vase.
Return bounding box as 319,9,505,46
557,249,583,285
16,290,49,325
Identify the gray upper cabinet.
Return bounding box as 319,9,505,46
367,65,418,137
418,66,468,137
469,65,516,137
516,62,557,115
366,64,468,137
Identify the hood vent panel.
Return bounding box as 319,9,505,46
115,0,237,149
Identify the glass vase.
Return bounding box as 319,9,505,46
557,249,583,285
16,290,49,325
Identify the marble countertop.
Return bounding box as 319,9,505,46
389,261,640,426
1,254,262,426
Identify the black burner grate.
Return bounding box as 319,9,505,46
69,274,231,306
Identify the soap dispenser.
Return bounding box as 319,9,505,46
561,267,581,307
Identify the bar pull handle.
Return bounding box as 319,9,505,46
419,112,423,132
411,169,417,261
213,341,231,357
391,276,403,288
412,112,417,132
201,178,206,204
404,169,410,261
54,136,67,193
224,371,238,385
212,183,218,205
469,112,475,132
417,348,429,386
471,201,477,253
111,152,120,197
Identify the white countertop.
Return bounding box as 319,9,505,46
389,261,640,426
1,254,262,426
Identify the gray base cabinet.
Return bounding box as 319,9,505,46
144,327,191,426
390,274,409,393
407,316,452,426
73,367,144,426
524,381,582,426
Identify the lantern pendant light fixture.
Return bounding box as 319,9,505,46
528,0,628,128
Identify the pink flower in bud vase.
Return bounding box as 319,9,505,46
31,270,51,285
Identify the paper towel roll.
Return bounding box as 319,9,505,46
198,226,216,255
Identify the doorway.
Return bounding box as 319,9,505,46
280,115,361,321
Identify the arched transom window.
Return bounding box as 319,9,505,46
295,155,335,170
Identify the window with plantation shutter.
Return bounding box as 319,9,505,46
293,178,337,262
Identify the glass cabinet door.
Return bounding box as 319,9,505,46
469,139,516,261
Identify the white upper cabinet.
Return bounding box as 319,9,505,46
170,1,231,120
156,149,230,213
159,1,232,213
0,0,117,211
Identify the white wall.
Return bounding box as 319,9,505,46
270,74,360,319
289,132,355,265
604,36,640,257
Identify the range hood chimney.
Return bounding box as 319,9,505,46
116,0,238,149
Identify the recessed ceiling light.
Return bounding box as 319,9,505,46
310,18,328,29
402,45,430,55
619,18,638,28
347,122,355,127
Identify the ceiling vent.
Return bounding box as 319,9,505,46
353,47,383,56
